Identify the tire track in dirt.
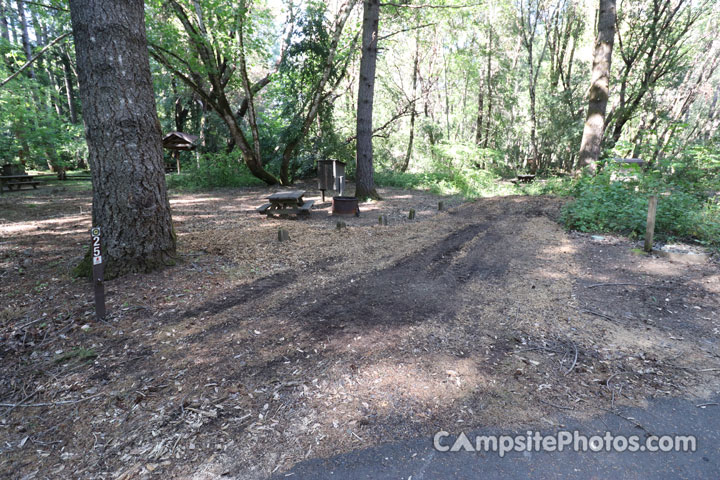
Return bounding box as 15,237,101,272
297,205,540,339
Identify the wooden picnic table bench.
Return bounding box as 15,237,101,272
0,174,40,194
257,190,314,218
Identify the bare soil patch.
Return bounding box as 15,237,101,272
1,182,718,479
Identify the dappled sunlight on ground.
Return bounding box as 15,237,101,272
170,196,226,205
0,214,90,235
0,187,718,479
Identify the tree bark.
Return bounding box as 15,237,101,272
519,0,549,174
529,80,538,172
355,0,380,200
576,0,616,172
474,85,483,145
236,0,263,179
61,48,78,124
15,0,34,78
401,26,420,173
9,1,16,45
483,25,493,149
0,0,10,44
69,0,176,278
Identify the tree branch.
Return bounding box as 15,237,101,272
148,48,218,112
378,22,435,41
345,98,418,143
22,1,67,12
380,2,481,8
1,32,71,88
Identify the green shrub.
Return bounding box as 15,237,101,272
166,152,265,191
376,162,574,200
563,165,720,248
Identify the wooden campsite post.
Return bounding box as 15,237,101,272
90,227,106,319
644,195,658,253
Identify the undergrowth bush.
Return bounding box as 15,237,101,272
375,156,574,199
563,163,720,248
166,153,265,190
375,168,515,198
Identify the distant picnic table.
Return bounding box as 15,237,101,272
257,190,314,218
0,174,40,194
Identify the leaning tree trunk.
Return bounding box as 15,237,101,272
355,0,380,200
577,0,616,172
401,26,420,173
69,0,176,278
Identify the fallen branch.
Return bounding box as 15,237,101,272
606,373,622,410
539,398,575,410
580,309,616,322
600,407,652,434
1,390,39,417
15,317,46,330
670,365,720,373
564,343,578,375
0,392,104,409
696,403,719,408
586,282,668,289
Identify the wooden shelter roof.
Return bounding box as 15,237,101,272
163,132,199,151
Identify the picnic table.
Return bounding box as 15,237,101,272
257,190,314,218
0,174,40,194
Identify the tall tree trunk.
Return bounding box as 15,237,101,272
237,1,263,180
401,27,420,173
483,26,492,149
278,0,355,185
577,0,616,172
21,9,63,175
197,100,206,167
355,0,380,200
522,16,539,173
8,0,16,45
519,0,551,173
529,82,538,173
15,0,34,78
69,0,176,278
172,79,189,174
61,49,79,124
443,50,451,140
0,0,10,44
30,8,44,45
475,86,484,145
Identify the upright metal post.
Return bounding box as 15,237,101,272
90,227,106,319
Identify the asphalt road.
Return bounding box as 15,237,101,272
273,395,720,479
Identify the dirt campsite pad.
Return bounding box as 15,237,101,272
1,183,719,479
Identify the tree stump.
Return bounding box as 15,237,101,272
278,228,290,242
438,201,444,211
408,209,416,220
378,215,388,226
